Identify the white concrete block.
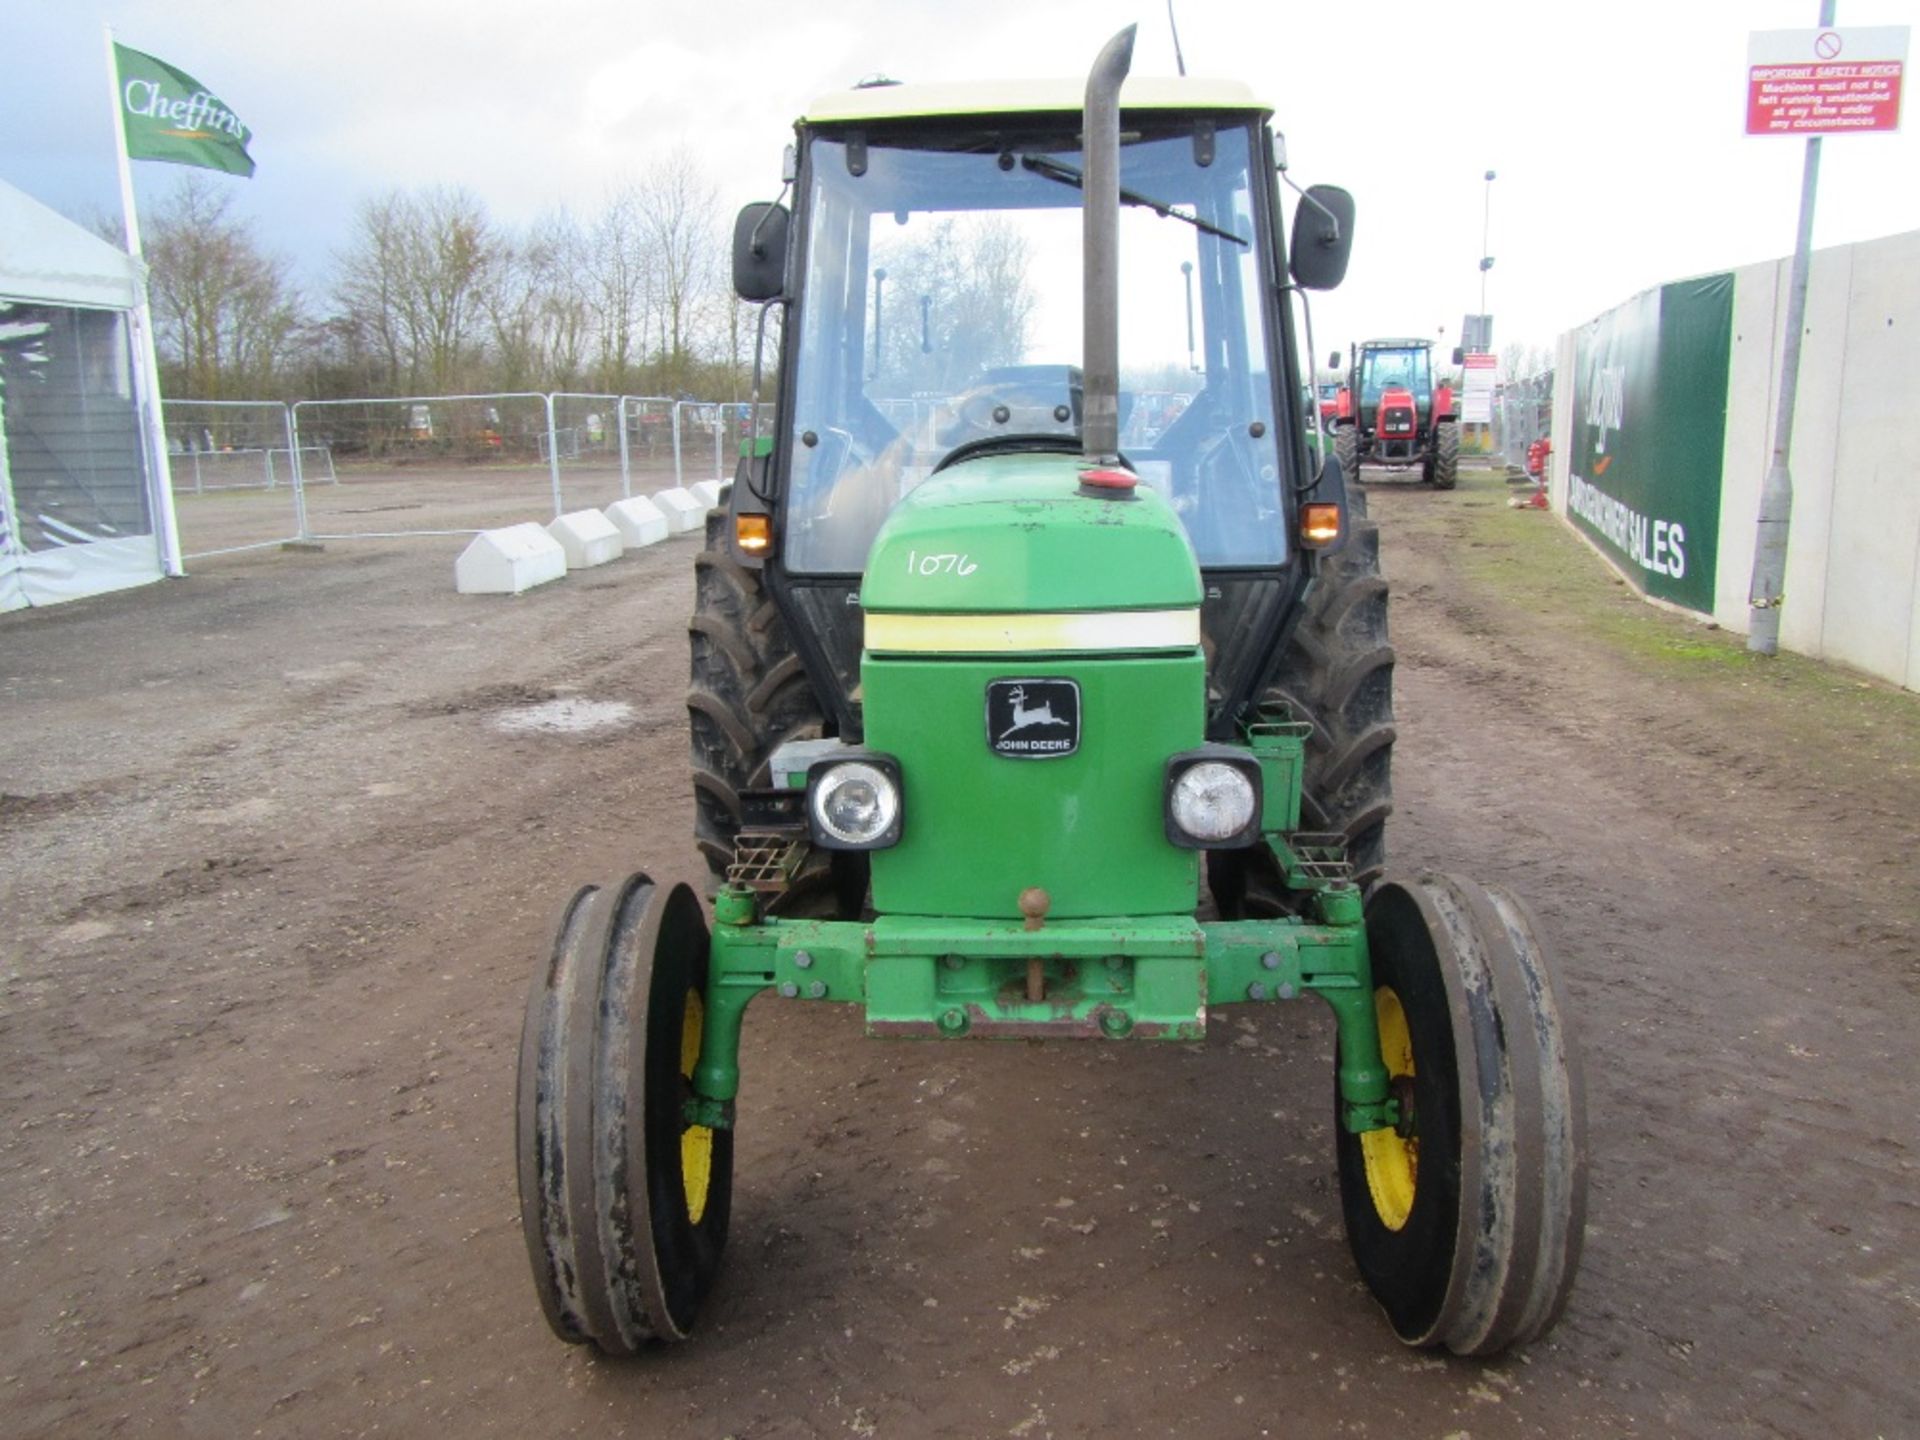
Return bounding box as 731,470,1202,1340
654,487,706,534
456,523,567,595
546,509,625,569
604,496,670,548
691,479,725,512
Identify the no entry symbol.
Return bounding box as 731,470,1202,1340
1814,30,1843,59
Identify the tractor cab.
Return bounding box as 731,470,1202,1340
729,75,1344,740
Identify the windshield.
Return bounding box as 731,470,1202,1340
782,121,1286,572
1361,347,1431,402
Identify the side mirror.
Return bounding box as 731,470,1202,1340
1288,184,1355,291
1451,347,1465,366
733,202,789,302
1327,351,1342,371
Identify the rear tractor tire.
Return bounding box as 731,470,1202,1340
688,504,837,908
1336,873,1588,1356
517,875,731,1354
1429,420,1459,490
1256,485,1394,893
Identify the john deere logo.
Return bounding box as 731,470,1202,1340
986,679,1079,759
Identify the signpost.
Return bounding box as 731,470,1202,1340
1742,12,1908,657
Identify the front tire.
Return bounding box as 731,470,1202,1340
516,875,732,1353
1333,423,1359,489
1335,874,1587,1356
1429,420,1459,490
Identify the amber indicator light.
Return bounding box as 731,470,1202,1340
1301,503,1342,547
735,514,772,553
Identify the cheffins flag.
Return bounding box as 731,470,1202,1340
113,43,255,177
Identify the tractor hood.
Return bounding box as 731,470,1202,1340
860,452,1202,618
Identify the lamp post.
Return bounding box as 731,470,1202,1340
1478,169,1496,342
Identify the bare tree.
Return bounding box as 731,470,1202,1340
587,186,651,393
142,175,302,398
1500,341,1550,381
485,210,592,392
318,158,750,400
406,187,497,392
872,216,1036,394
637,149,721,390
333,186,500,394
333,192,412,392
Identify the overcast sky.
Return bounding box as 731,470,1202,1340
4,0,1915,362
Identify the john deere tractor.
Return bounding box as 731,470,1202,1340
1332,338,1460,489
516,29,1585,1360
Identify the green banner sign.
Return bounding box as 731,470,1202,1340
114,44,255,178
1567,275,1733,614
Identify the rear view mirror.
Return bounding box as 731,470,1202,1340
1452,347,1465,366
1289,184,1355,292
733,203,789,302
1327,351,1342,371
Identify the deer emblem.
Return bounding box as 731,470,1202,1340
999,684,1071,741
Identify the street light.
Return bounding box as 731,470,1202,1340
1479,169,1497,336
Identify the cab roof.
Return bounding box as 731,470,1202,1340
803,76,1268,126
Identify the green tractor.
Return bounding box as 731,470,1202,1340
516,29,1585,1359
1332,338,1461,489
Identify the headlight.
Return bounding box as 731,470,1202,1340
806,756,903,850
1164,750,1262,849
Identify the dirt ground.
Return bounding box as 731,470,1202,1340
2,466,1916,1439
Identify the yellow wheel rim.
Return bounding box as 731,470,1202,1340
1360,986,1417,1232
679,989,713,1225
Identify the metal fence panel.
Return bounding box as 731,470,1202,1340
619,396,679,496
290,393,560,537
161,391,750,552
671,400,735,489
545,392,625,513
162,399,307,559
1495,372,1554,468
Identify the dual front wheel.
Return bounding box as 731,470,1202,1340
1337,873,1588,1355
515,875,731,1353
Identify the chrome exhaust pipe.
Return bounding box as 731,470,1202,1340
1082,24,1135,464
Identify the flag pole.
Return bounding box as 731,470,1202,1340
105,24,185,578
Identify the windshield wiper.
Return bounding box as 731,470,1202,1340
1020,154,1248,247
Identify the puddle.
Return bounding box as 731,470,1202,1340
493,698,634,735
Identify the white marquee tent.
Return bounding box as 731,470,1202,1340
0,178,179,613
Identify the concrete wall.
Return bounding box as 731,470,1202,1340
1554,227,1920,691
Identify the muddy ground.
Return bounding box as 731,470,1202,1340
2,467,1916,1439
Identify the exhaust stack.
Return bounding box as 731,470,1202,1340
1081,25,1136,464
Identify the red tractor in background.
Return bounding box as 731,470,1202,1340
1331,338,1460,490
1315,379,1342,426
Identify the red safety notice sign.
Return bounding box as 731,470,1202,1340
1460,352,1498,425
1747,26,1909,135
